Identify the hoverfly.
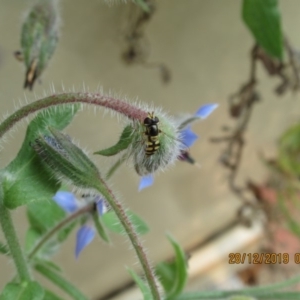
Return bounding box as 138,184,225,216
143,112,161,156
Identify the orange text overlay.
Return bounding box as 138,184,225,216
228,253,300,264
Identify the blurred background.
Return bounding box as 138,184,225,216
1,0,300,299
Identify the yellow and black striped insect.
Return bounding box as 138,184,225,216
143,112,161,156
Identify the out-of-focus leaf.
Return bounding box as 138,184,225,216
28,197,77,242
102,210,149,235
43,290,63,300
25,227,41,253
278,194,300,237
3,105,79,209
156,234,188,299
133,0,151,13
26,198,77,258
127,268,152,300
278,123,300,176
36,259,62,273
0,241,9,255
92,213,110,243
21,0,59,90
0,281,44,300
27,199,66,234
242,0,283,60
155,261,177,294
35,262,88,300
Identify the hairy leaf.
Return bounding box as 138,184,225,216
3,105,79,209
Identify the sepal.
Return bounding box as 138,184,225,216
94,125,134,156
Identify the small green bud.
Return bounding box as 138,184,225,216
31,127,101,189
20,0,59,90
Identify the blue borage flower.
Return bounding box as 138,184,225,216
138,103,218,190
53,191,109,258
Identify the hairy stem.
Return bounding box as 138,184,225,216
28,203,94,260
0,182,31,282
95,179,162,300
0,92,148,140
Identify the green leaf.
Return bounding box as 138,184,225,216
92,212,110,243
27,199,66,234
35,262,88,300
3,105,79,209
277,123,300,176
43,290,63,300
257,292,300,299
0,241,9,255
278,194,300,237
133,0,151,13
26,199,77,258
155,261,177,295
0,281,44,300
127,268,152,300
226,296,256,300
242,0,283,60
25,227,41,253
175,290,300,299
102,210,149,235
36,259,62,273
157,234,188,299
94,125,134,156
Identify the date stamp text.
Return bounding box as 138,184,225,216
228,253,300,264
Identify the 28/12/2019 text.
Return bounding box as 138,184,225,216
228,253,300,264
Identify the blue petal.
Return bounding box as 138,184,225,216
53,191,78,213
180,127,198,148
195,103,218,119
95,197,107,216
75,225,95,258
139,175,154,191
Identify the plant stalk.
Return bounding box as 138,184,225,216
28,203,94,260
0,183,31,282
95,179,162,300
0,92,148,140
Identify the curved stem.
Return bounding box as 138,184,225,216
0,92,148,140
28,203,94,260
0,183,31,282
95,179,162,300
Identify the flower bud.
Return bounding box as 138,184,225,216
20,0,59,90
32,127,100,189
130,111,183,175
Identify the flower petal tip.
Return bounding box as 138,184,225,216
95,197,108,215
195,103,219,119
138,175,154,191
75,225,95,258
53,191,78,213
180,127,199,148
